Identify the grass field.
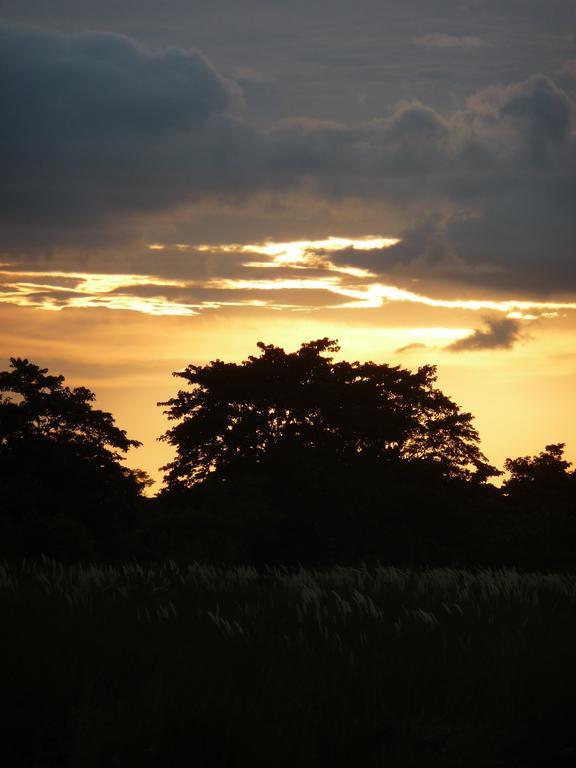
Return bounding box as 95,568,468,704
2,558,576,767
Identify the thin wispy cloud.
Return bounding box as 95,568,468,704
2,239,574,326
414,34,487,49
179,236,397,278
395,343,427,353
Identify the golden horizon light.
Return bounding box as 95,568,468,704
2,234,576,326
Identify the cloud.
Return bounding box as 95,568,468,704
1,23,575,298
467,74,572,154
3,248,574,320
561,60,576,79
414,34,486,49
0,22,239,245
395,343,427,353
446,316,524,351
324,75,576,293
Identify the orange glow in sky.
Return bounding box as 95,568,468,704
1,235,575,489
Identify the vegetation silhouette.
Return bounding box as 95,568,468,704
500,443,576,568
0,358,149,559
0,345,574,569
4,559,576,768
159,338,498,487
157,338,504,565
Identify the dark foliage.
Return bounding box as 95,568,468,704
159,338,498,488
499,444,576,569
156,339,503,565
4,560,576,768
1,346,575,570
0,358,149,559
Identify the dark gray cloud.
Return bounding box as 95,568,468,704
0,22,240,245
1,21,575,296
2,1,574,119
562,61,576,80
321,75,576,292
447,316,524,351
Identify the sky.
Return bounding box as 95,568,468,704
1,0,575,489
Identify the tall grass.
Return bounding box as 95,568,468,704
2,558,576,766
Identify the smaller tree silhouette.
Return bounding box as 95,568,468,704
0,358,149,557
503,444,576,568
504,443,573,492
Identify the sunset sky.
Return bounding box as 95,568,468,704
1,0,575,488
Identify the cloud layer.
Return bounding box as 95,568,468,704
1,21,575,298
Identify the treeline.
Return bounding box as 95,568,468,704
1,340,575,569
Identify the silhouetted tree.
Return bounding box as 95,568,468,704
160,339,497,487
0,358,149,558
504,443,574,494
502,444,576,568
158,340,499,564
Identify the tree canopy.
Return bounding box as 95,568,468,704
159,339,499,491
504,444,574,490
503,443,575,514
0,358,148,557
0,357,140,462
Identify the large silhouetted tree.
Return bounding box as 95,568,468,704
0,358,149,557
158,340,499,563
160,339,497,489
